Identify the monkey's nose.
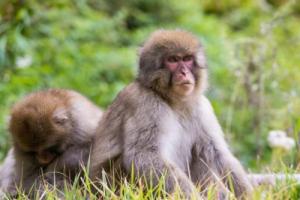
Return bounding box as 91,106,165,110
178,66,188,76
180,71,187,76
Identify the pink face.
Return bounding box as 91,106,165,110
164,54,196,96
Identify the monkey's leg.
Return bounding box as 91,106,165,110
190,156,232,199
200,144,253,199
123,152,203,200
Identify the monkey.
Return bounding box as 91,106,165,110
89,29,253,199
0,89,103,197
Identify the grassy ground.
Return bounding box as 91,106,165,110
2,169,300,200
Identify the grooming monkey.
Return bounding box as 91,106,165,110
0,89,102,197
90,29,253,198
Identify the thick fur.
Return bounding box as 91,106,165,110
0,89,102,196
90,29,252,198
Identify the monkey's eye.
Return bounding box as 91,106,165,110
183,55,194,62
167,56,179,63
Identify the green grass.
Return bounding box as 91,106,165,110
2,167,300,200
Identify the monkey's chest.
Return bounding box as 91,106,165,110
159,124,194,174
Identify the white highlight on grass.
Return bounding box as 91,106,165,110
16,55,32,68
267,130,295,151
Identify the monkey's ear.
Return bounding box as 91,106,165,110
52,108,68,125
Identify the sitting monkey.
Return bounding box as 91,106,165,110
90,30,253,199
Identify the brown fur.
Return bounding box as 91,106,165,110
90,29,252,199
1,89,103,197
10,90,72,153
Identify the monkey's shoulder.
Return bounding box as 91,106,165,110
115,82,162,106
197,95,215,114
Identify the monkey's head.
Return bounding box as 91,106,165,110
9,91,73,165
138,29,207,101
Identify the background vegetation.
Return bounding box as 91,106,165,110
0,0,299,174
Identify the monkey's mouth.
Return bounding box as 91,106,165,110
177,81,193,86
182,82,192,85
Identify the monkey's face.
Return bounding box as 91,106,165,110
34,142,67,165
15,138,66,166
138,30,207,99
17,133,68,166
15,124,69,166
11,107,72,166
164,54,196,97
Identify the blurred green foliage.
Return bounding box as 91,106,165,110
0,0,299,170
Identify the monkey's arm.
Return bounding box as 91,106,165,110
10,149,45,196
0,149,17,194
43,144,91,184
195,96,253,197
10,146,88,197
89,96,125,180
